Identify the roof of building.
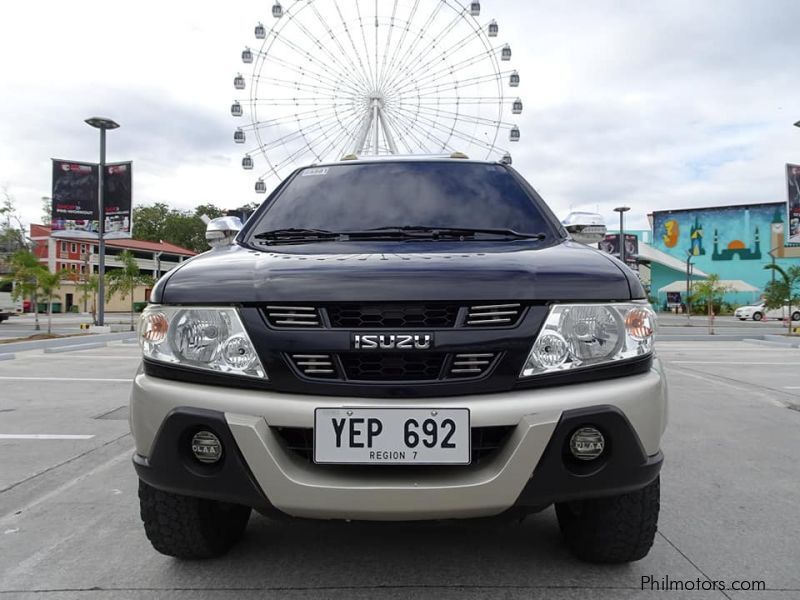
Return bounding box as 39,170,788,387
658,279,760,294
636,242,710,278
29,224,196,256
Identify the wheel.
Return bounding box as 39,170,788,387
555,476,660,564
792,311,800,322
138,480,251,559
752,312,763,321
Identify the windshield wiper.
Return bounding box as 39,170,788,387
253,228,340,244
350,226,547,240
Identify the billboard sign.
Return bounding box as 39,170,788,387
666,291,682,308
50,160,99,238
788,163,800,244
599,233,639,271
103,162,132,239
51,159,132,239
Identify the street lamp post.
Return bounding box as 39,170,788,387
686,252,694,319
613,206,631,264
84,117,119,327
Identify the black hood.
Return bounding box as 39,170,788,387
154,240,642,304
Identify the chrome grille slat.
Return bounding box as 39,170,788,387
466,303,522,327
448,353,496,378
289,353,337,379
265,305,321,328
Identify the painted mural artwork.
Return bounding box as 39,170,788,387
662,219,679,248
651,202,800,302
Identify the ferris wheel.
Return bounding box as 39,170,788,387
231,0,522,193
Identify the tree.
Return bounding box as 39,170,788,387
763,264,800,335
64,270,99,319
37,270,61,335
690,274,730,335
1,249,43,331
0,188,28,255
106,250,154,330
132,203,227,253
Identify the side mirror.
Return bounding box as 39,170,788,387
205,216,243,248
561,211,607,244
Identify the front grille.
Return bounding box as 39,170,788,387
290,354,338,378
274,425,514,465
265,305,321,328
339,353,446,381
466,303,522,326
448,353,496,378
327,303,459,329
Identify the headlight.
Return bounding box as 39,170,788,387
138,305,266,379
520,303,655,378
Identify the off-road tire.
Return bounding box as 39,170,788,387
753,312,763,321
555,476,660,563
138,480,251,559
792,311,800,322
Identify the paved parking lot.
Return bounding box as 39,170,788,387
0,339,798,598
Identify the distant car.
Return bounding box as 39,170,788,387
734,302,800,322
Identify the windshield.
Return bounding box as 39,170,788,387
247,162,555,240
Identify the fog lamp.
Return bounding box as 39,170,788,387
191,430,223,464
569,426,605,461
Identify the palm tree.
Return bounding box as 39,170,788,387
37,270,61,335
763,264,800,335
106,250,153,331
2,249,43,331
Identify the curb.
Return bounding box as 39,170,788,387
0,332,136,355
0,353,15,361
43,342,108,354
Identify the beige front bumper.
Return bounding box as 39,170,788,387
130,359,667,520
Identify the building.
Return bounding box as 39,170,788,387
29,224,196,312
648,203,800,307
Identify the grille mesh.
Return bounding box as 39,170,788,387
339,353,446,381
327,304,458,329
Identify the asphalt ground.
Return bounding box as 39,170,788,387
0,314,135,341
0,339,799,599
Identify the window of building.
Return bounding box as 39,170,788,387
81,244,87,254
71,263,77,271
70,243,77,253
60,263,67,271
80,265,86,274
61,241,67,253
93,245,98,254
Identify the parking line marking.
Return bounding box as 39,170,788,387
784,386,800,390
670,361,800,365
0,377,132,382
0,434,95,440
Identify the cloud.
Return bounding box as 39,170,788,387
0,0,798,234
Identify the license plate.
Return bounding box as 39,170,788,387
313,407,470,465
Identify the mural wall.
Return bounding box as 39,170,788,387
651,202,800,303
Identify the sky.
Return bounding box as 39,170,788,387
0,0,798,233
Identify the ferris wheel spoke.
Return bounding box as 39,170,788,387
263,26,372,96
379,1,445,91
264,53,368,98
390,106,456,152
392,104,496,153
245,106,343,133
258,111,348,153
277,109,364,170
382,110,428,153
393,70,509,101
383,2,469,91
393,44,505,96
304,2,375,94
354,0,377,89
407,103,513,129
331,0,378,92
378,0,422,93
376,0,400,88
389,37,504,96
